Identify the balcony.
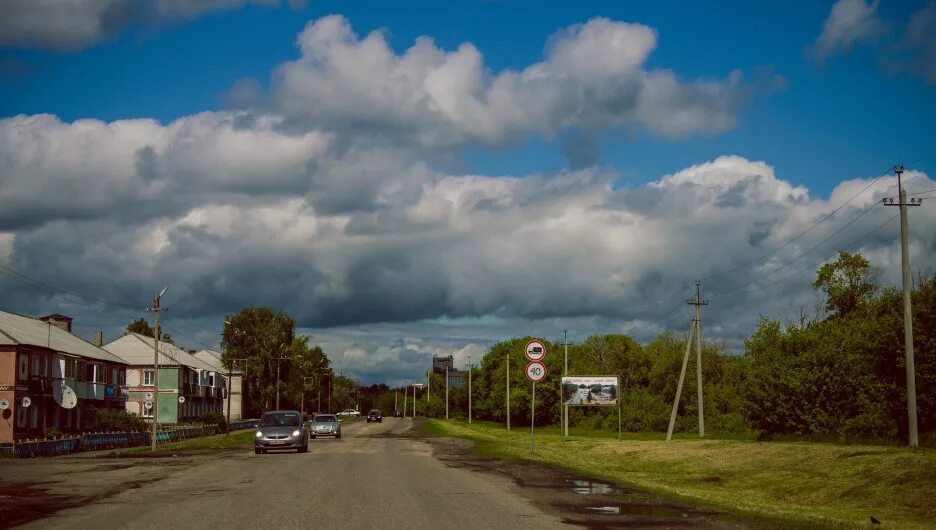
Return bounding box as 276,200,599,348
28,376,54,395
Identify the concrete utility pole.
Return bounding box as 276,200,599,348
394,389,398,412
403,383,408,419
468,356,472,424
692,282,708,438
506,351,510,431
445,366,449,419
886,165,921,447
426,370,430,405
559,329,572,439
666,282,708,440
147,287,167,452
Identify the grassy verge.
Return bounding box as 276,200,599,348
113,429,256,456
424,419,936,529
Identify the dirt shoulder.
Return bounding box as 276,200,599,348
411,420,778,529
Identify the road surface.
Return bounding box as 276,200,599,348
6,419,565,529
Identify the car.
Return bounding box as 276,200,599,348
310,414,342,439
366,409,382,423
254,410,308,454
336,409,360,417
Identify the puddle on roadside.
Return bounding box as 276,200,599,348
569,479,620,495
578,504,686,518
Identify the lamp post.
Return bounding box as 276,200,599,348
468,355,472,424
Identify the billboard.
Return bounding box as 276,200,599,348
561,376,619,406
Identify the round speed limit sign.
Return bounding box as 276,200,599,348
525,361,547,383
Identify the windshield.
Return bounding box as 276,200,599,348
260,413,301,427
369,410,380,415
313,415,337,423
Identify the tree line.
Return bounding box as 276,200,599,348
409,252,934,443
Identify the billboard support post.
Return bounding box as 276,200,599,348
618,378,622,441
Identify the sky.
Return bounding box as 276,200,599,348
1,0,934,386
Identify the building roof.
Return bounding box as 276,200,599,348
104,333,220,372
0,309,127,364
193,350,226,372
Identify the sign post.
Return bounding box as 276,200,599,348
524,340,548,454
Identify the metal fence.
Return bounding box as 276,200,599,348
0,421,258,458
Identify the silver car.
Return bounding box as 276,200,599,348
309,414,342,439
254,410,309,454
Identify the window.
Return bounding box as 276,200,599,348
29,406,38,428
111,368,118,385
64,358,77,378
31,355,40,376
17,354,28,381
93,365,105,384
143,370,154,386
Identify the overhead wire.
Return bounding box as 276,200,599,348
709,201,882,297
711,213,898,302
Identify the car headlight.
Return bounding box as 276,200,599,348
292,429,301,437
255,431,263,438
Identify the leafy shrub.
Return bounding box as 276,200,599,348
201,412,228,433
82,406,148,432
44,427,62,439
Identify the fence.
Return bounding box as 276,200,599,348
0,421,258,458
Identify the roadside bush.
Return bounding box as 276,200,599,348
82,406,148,432
201,412,228,433
43,427,62,438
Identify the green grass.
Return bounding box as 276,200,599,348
424,419,936,529
114,429,256,456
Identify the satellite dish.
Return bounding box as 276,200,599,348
53,381,78,409
178,396,186,404
21,397,32,408
144,400,153,409
0,399,8,410
144,392,153,400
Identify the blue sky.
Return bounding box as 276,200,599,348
1,1,934,384
1,1,933,195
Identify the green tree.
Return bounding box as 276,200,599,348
220,307,295,416
812,251,877,317
125,317,172,343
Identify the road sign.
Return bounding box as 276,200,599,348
144,392,153,400
525,361,547,383
524,340,547,362
144,400,153,409
0,399,8,410
178,396,186,404
21,397,31,408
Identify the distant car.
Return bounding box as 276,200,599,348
366,409,382,423
254,410,308,454
336,409,360,417
310,414,342,439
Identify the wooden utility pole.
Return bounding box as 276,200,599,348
886,165,921,447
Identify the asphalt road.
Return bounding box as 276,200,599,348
11,419,566,529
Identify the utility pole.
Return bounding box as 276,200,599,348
886,165,921,447
506,351,510,431
691,282,708,438
559,329,572,439
146,287,167,452
403,382,408,419
468,355,472,424
426,369,430,405
666,282,708,440
445,366,449,419
394,389,398,412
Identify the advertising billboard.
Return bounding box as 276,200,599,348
561,376,618,406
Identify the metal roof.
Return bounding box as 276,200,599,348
193,350,226,372
104,333,220,372
0,309,127,364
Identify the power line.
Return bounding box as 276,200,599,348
710,201,882,297
907,188,936,196
697,168,891,285
712,213,898,302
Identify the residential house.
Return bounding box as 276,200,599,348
193,349,243,420
0,310,128,444
103,333,226,424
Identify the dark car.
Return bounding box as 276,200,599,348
366,409,382,423
254,410,308,454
